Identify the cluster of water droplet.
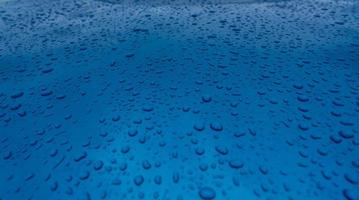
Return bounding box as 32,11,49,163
0,0,358,199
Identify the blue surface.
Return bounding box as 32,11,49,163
0,0,359,199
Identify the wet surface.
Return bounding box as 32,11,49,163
0,0,359,199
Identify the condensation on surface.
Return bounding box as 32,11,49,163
0,0,358,199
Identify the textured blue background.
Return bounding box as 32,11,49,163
0,0,358,199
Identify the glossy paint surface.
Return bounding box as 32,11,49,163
0,0,358,199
